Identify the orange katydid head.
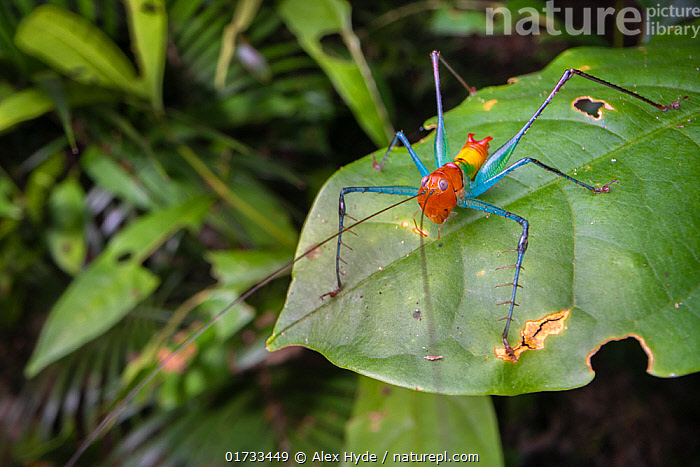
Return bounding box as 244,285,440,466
417,163,465,224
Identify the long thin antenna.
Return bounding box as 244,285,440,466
437,54,477,96
66,192,422,467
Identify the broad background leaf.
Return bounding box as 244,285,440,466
25,196,212,377
14,5,146,97
0,83,118,132
268,38,700,394
344,376,503,466
124,0,167,110
46,176,86,275
279,0,394,146
0,88,54,131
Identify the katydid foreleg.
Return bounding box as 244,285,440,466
322,185,421,299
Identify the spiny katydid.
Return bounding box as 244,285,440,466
322,51,685,357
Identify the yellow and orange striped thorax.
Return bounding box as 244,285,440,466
454,133,493,180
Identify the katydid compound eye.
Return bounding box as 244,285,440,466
438,178,448,191
421,176,428,187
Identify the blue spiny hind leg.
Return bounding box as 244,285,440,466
469,157,619,354
471,68,684,198
475,156,617,198
459,198,529,355
321,185,420,299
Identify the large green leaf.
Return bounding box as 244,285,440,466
268,38,700,394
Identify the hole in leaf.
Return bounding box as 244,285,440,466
141,1,158,13
572,96,614,120
319,34,349,60
586,334,653,374
116,251,133,263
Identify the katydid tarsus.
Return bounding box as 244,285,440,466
67,51,684,465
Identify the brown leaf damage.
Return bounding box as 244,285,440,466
495,309,570,362
483,99,497,111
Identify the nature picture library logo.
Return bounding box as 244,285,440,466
485,1,700,38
